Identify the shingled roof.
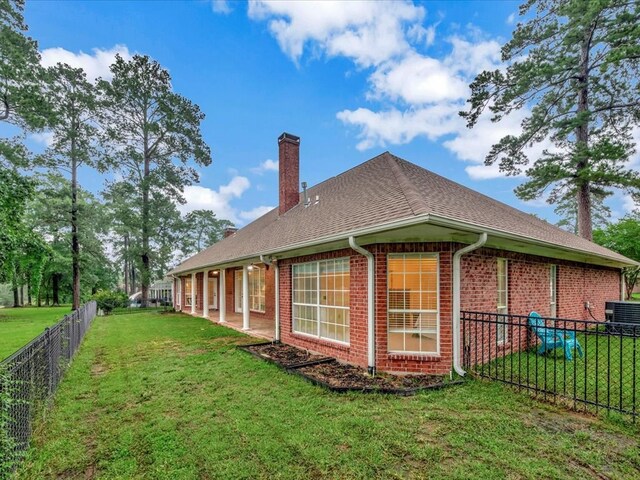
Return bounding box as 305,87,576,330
170,152,633,274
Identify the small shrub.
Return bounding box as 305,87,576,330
92,290,129,315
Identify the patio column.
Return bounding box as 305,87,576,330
242,265,250,330
202,269,209,318
191,272,196,314
219,268,226,323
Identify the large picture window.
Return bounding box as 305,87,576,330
248,266,266,313
387,253,439,354
292,258,350,344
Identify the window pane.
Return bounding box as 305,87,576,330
293,259,349,344
387,254,439,354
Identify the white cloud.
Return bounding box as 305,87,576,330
622,194,638,213
337,104,460,150
368,53,469,104
40,44,131,82
250,158,279,174
506,12,516,25
30,131,55,147
239,205,275,221
212,0,232,14
179,176,250,224
248,0,425,67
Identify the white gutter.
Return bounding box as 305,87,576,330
452,232,487,377
349,236,375,375
171,212,633,277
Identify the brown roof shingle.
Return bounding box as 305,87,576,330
170,152,633,274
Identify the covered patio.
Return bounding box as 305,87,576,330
205,310,275,340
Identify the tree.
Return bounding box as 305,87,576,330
27,174,117,305
555,187,611,233
98,55,212,306
181,209,233,256
462,0,640,240
593,213,640,299
0,0,50,134
41,63,101,310
104,179,187,294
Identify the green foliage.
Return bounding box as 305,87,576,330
98,54,212,304
593,213,640,298
27,174,117,305
462,0,640,239
181,209,234,256
0,0,52,167
91,290,128,315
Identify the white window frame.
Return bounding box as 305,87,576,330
291,258,350,345
387,253,440,355
185,277,193,307
549,264,557,318
248,265,266,313
497,258,508,344
176,280,181,307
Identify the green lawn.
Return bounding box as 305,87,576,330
477,329,640,417
18,312,640,479
0,306,70,361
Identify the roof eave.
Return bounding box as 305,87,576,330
169,213,635,275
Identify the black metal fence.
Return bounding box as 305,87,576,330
0,301,97,474
461,311,639,421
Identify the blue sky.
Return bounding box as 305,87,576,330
22,0,638,226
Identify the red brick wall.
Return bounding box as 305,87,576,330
279,249,369,368
460,247,621,319
371,243,453,374
460,247,622,367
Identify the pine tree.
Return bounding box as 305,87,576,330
462,0,640,240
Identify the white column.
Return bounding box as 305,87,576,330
202,270,209,318
242,265,250,330
191,272,196,314
219,269,226,323
275,263,280,342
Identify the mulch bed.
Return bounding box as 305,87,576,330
238,342,462,395
242,342,332,368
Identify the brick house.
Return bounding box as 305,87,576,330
169,133,635,375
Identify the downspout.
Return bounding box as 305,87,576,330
452,232,487,377
348,236,375,375
261,255,280,343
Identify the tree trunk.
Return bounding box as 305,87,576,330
27,276,31,305
575,23,594,240
13,286,19,308
20,284,24,306
71,133,81,310
141,143,150,308
52,273,60,306
124,234,129,294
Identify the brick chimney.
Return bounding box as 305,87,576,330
278,132,300,215
223,227,237,238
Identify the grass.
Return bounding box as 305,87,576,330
17,312,640,479
478,329,640,417
0,306,71,361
